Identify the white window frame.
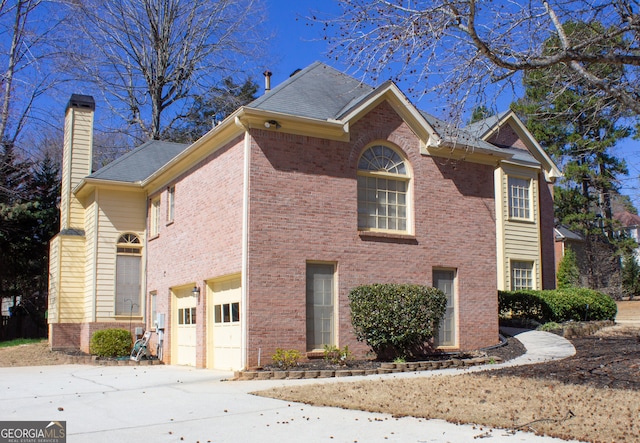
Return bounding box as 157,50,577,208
357,144,410,233
511,260,534,291
306,263,336,351
115,233,142,316
434,269,457,348
150,197,160,236
508,176,531,220
167,186,175,223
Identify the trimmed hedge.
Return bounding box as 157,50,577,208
349,283,447,360
499,288,617,323
89,328,132,357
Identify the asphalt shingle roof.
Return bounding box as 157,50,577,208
247,62,374,120
420,111,507,156
89,140,188,183
88,62,527,183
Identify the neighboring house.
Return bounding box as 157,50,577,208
614,211,640,261
48,62,559,370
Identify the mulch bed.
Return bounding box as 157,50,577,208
492,335,640,391
257,335,527,374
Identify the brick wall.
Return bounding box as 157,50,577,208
245,101,499,367
49,323,81,350
49,321,143,353
539,177,557,289
146,137,245,366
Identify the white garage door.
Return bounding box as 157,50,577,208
173,289,197,366
207,277,242,370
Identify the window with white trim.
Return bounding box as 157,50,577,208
357,145,409,232
150,197,160,236
116,233,142,316
508,177,531,219
511,260,534,290
178,307,196,325
167,186,175,222
214,303,240,323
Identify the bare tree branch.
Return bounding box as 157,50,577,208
326,1,640,119
64,0,268,141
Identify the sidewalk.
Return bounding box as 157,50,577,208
0,330,581,443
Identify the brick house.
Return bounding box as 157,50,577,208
48,62,559,369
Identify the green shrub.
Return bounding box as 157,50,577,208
538,321,561,332
499,288,617,323
499,290,552,322
271,348,301,369
89,328,132,357
349,283,447,360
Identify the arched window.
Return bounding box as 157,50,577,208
357,145,410,232
115,233,142,316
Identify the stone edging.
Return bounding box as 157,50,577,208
61,355,163,366
233,355,503,381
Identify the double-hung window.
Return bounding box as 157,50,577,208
150,197,161,236
511,260,534,290
508,177,531,219
167,186,175,223
357,145,409,232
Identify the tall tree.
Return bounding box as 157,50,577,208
65,0,267,141
326,1,640,120
0,0,66,152
0,153,59,336
513,21,632,291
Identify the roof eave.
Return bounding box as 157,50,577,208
141,109,246,192
237,106,350,141
424,141,513,166
74,178,144,201
339,82,441,148
486,110,563,181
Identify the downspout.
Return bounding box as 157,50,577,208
91,189,99,323
237,116,251,370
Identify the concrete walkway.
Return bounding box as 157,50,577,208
0,330,581,443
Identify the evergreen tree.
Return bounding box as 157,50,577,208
621,251,640,299
512,21,632,292
0,152,59,337
469,106,495,124
166,77,259,143
557,248,581,289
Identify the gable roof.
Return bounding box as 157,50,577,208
80,62,556,193
244,62,511,163
466,110,562,180
555,225,585,242
614,211,640,228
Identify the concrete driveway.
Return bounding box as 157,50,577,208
0,330,582,443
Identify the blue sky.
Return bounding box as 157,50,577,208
263,1,340,88
265,0,640,208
